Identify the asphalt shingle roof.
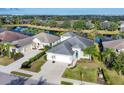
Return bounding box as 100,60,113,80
12,37,33,47
103,39,124,50
33,32,60,43
0,31,29,42
12,32,60,47
47,36,94,55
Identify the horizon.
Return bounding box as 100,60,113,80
0,8,124,15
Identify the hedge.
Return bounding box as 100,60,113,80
21,51,46,69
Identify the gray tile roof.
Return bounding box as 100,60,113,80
103,39,124,50
12,37,33,47
12,32,60,47
33,32,60,43
62,32,77,37
47,36,94,55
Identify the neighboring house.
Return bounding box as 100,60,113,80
120,23,124,32
0,31,29,42
60,32,77,41
11,37,33,53
103,39,124,52
11,32,60,53
32,32,60,49
100,20,110,30
46,35,94,65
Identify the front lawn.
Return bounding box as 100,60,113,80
0,56,14,66
63,60,98,83
11,71,32,77
22,55,46,72
103,69,124,85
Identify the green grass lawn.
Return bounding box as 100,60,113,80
63,60,98,83
22,55,46,72
0,56,14,66
11,71,32,77
103,69,124,85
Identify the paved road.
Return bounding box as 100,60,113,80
61,78,99,85
0,50,41,74
25,61,67,85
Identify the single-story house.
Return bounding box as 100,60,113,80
32,32,60,49
11,37,33,53
103,39,124,52
60,32,77,41
0,31,29,42
11,32,60,53
46,35,94,65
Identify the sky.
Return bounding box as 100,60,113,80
0,8,124,15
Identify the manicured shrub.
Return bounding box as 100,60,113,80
21,51,46,69
14,52,24,60
21,61,31,68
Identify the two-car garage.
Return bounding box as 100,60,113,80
46,52,74,64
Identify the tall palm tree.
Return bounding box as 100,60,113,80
84,44,100,61
101,48,114,62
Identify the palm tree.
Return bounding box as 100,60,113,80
101,48,114,62
84,44,100,61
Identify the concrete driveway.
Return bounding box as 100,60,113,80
41,61,68,84
25,61,68,85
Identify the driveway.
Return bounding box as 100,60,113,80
25,61,68,85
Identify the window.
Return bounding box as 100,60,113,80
75,51,78,58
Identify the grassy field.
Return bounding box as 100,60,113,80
63,60,98,83
0,56,14,66
11,71,32,77
22,55,46,72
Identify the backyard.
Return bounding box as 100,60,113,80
62,60,98,83
22,55,46,72
0,56,14,66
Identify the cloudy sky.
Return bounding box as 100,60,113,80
0,8,124,15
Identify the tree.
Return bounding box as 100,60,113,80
108,22,118,31
30,17,37,25
60,21,71,28
113,52,124,75
73,20,85,30
48,21,58,27
13,16,20,24
84,44,100,61
101,48,114,65
0,18,3,27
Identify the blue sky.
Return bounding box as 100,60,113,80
0,8,124,15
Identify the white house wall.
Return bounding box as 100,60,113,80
17,44,32,53
46,52,73,64
60,36,71,42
